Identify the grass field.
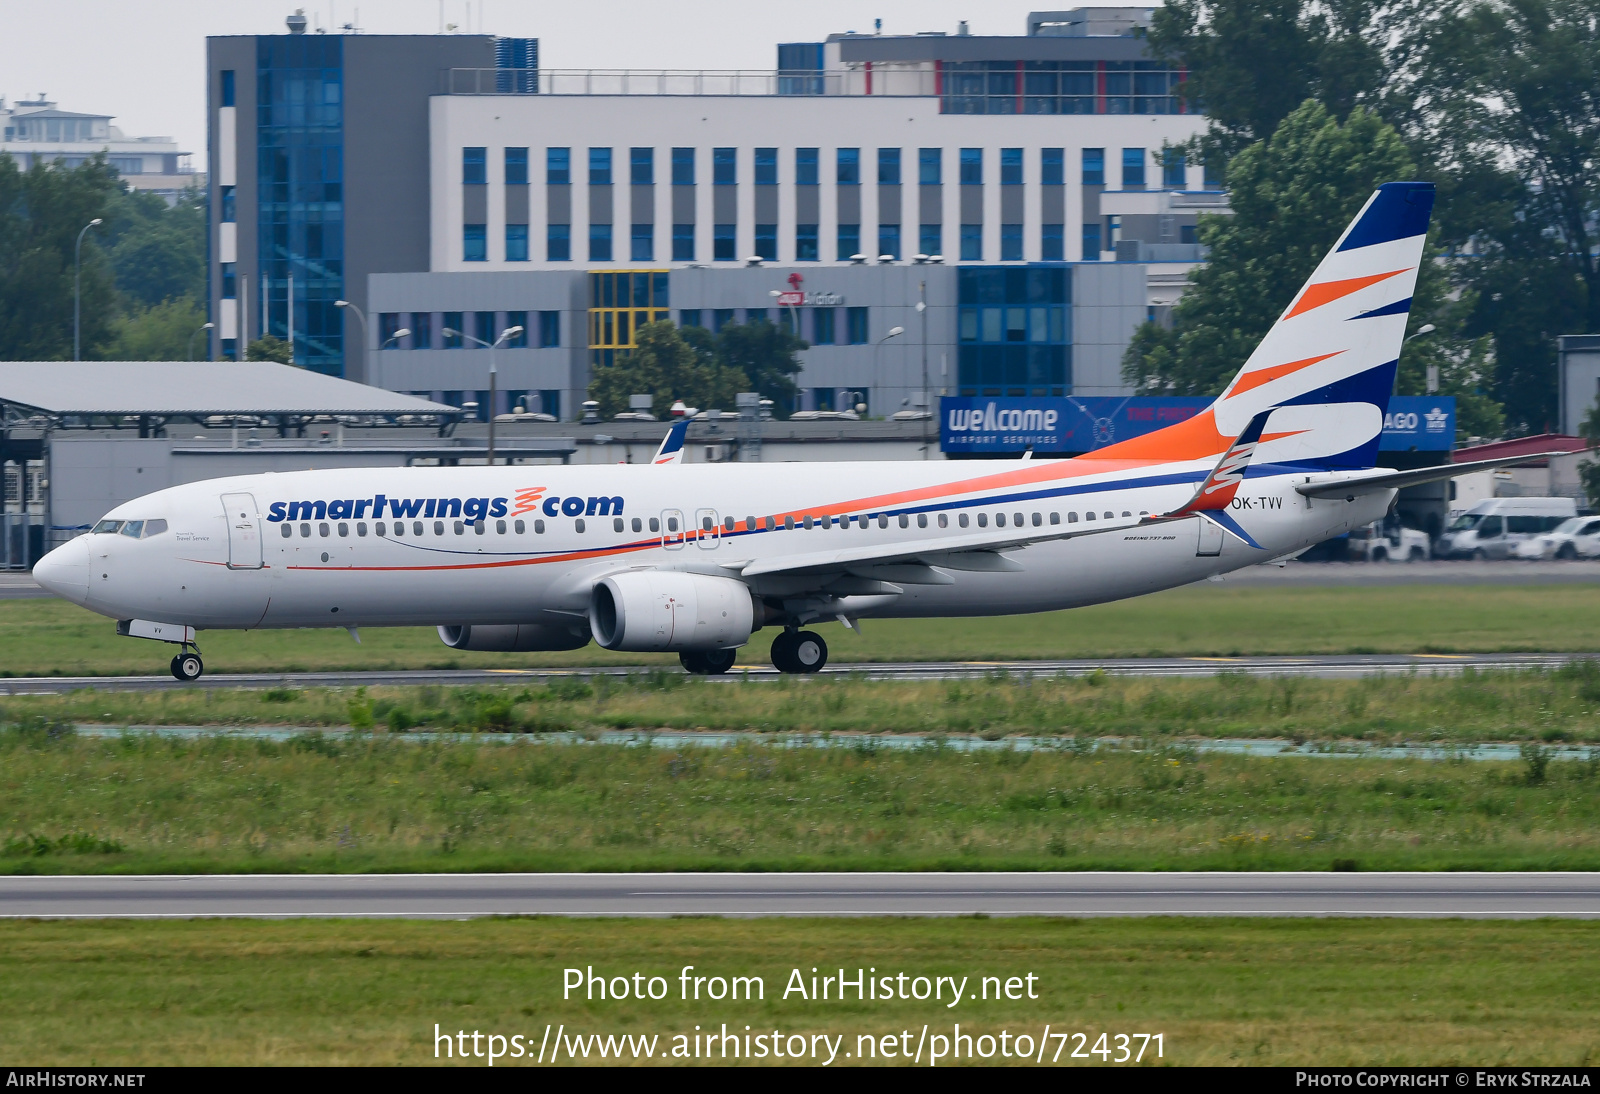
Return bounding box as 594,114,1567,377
5,702,1600,872
4,917,1598,1065
3,582,1599,676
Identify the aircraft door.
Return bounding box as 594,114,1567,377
661,509,686,550
1196,515,1223,557
221,492,264,569
695,508,720,549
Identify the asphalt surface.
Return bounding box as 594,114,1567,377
1,651,1593,694
4,872,1598,918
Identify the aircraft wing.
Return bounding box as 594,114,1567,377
1294,451,1573,499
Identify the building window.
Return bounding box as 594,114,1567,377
380,313,401,345
714,223,736,261
1041,223,1064,261
919,148,941,185
221,338,237,361
796,147,818,185
539,310,560,347
713,147,736,185
475,311,495,346
878,147,901,185
547,147,570,185
878,224,901,260
1122,147,1146,188
1041,148,1064,186
631,223,654,262
837,223,860,260
796,223,819,261
813,307,836,344
411,312,432,349
1204,154,1225,190
443,314,463,348
837,147,859,185
589,223,613,261
547,223,571,261
955,266,1070,397
1001,148,1023,185
960,148,982,185
672,147,694,185
755,147,777,185
505,146,528,185
919,224,941,257
463,147,486,185
755,224,777,261
506,224,529,261
679,309,702,328
630,147,654,185
745,308,768,324
590,148,613,185
220,185,236,222
846,307,868,345
1181,224,1198,245
221,262,236,298
960,224,982,261
712,309,734,332
1082,222,1101,260
1001,223,1023,261
672,223,694,261
463,223,487,261
506,311,528,347
1083,148,1104,186
221,70,235,107
1162,147,1186,189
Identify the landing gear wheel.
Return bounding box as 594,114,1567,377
171,651,203,682
772,630,828,675
680,648,738,675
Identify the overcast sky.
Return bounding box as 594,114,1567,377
0,0,1064,170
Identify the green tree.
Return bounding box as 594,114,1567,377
245,335,294,364
587,320,744,419
101,185,206,310
713,319,806,419
0,152,121,360
106,297,210,361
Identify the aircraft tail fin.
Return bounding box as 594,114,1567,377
1093,181,1436,471
652,419,691,465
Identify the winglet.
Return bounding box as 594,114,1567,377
1166,409,1274,517
651,418,692,465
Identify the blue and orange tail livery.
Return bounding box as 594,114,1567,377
652,418,691,465
1092,181,1435,472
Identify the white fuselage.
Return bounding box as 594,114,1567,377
37,457,1391,634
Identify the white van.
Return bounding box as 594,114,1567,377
1435,497,1578,559
1348,519,1432,562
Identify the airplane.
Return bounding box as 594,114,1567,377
33,182,1552,681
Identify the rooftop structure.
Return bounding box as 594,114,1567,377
0,94,199,203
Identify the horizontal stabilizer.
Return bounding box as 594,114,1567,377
1294,451,1573,499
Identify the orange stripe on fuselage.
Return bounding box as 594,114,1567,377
1282,269,1407,320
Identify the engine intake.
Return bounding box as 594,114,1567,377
436,623,590,652
590,571,754,652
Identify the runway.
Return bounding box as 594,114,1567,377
4,872,1599,918
0,651,1591,694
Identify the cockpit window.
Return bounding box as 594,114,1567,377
119,520,145,538
142,519,168,537
92,519,123,534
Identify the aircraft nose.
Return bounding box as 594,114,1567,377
33,536,90,604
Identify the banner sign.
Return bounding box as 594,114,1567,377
939,396,1456,454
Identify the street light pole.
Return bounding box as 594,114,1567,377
917,279,929,458
334,300,372,385
443,324,523,465
873,325,905,418
187,321,215,361
73,218,102,361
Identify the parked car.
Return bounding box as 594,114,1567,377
1348,520,1431,562
1435,497,1578,559
1513,515,1600,560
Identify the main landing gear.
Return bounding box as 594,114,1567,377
771,630,828,674
680,648,738,675
170,647,204,682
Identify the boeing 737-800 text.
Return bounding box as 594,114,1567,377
31,183,1542,680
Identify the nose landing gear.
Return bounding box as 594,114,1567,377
170,647,204,682
771,629,827,674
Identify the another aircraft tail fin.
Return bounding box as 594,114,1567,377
652,418,691,465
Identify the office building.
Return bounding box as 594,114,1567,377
0,94,199,203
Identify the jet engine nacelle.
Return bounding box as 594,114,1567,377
436,623,591,652
589,570,754,652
